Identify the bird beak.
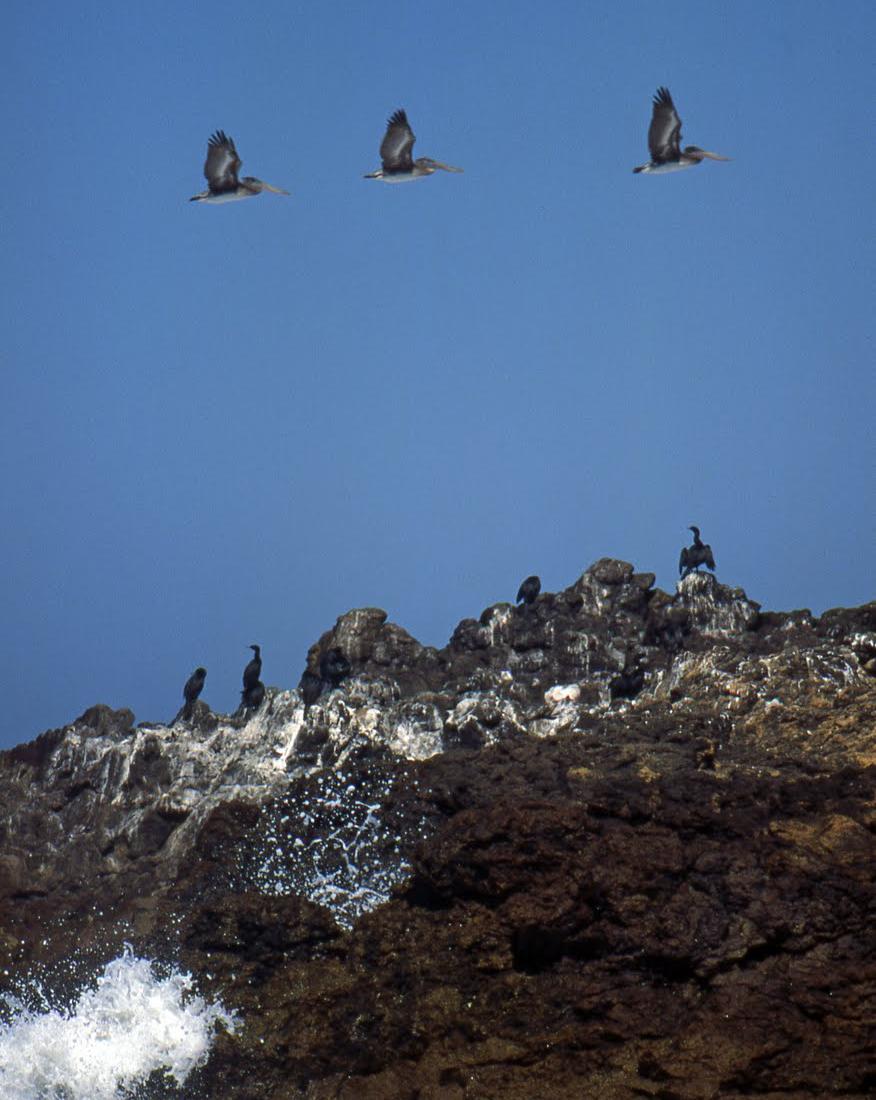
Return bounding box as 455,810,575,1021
263,182,291,194
431,161,464,173
700,151,731,161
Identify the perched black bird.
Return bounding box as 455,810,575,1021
516,575,541,606
182,667,207,720
299,669,323,710
242,644,262,694
242,680,265,711
319,647,351,688
679,526,716,578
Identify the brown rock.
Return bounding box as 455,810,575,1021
1,568,875,1098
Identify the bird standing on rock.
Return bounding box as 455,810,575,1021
182,667,207,720
242,645,262,691
516,576,541,606
679,526,716,578
240,644,264,708
242,680,265,711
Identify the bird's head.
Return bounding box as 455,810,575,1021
417,157,464,174
244,176,290,195
689,525,700,537
683,146,730,163
250,644,260,655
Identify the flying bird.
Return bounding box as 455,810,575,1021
190,131,289,203
633,88,730,175
364,109,463,182
679,526,716,578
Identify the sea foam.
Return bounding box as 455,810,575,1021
0,947,236,1099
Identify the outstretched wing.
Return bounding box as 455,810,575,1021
648,87,682,163
204,130,242,192
380,109,416,172
704,546,716,571
679,547,689,576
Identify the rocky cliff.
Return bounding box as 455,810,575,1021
1,561,874,1098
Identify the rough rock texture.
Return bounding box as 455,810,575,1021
1,561,874,1098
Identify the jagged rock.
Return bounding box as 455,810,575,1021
675,570,761,633
1,564,874,1098
307,607,442,698
172,696,219,731
76,703,136,738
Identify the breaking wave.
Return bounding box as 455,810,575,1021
0,947,236,1099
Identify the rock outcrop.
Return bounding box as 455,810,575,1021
1,561,874,1098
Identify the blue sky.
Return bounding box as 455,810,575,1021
3,1,873,747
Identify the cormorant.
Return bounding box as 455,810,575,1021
679,526,716,578
516,575,541,606
319,647,351,688
242,645,262,694
182,667,207,720
242,680,265,711
299,669,323,710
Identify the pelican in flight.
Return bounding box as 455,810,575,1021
364,109,463,183
190,131,289,203
633,88,730,175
